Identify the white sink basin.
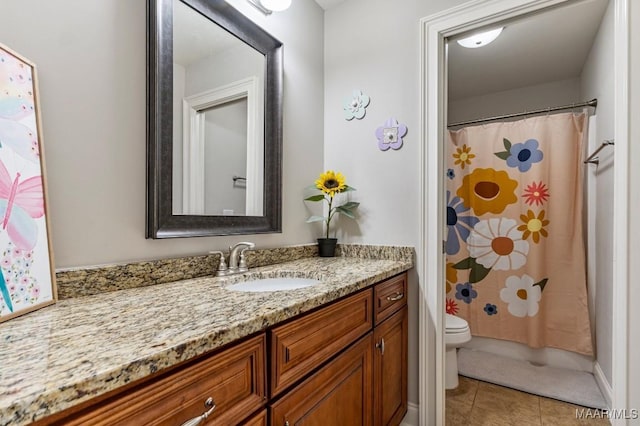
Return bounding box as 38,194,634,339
226,277,322,292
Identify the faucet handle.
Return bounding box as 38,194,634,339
209,251,228,276
238,247,252,272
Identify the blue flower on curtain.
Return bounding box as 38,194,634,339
455,282,477,304
447,168,455,179
506,138,543,172
483,303,498,315
446,190,480,255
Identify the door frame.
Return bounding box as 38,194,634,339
418,0,630,424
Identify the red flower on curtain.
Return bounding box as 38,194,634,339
446,298,459,315
522,181,550,206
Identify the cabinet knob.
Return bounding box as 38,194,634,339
386,292,404,301
180,397,216,426
375,338,385,356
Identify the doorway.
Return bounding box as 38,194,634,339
418,0,630,424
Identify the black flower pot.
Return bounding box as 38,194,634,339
317,238,338,257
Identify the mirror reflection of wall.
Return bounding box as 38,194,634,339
204,98,247,216
172,0,265,217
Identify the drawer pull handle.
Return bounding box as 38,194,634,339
180,397,216,426
375,338,385,356
386,292,404,301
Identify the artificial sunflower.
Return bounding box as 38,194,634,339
315,170,347,197
305,170,359,239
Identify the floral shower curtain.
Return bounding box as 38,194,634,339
445,112,593,356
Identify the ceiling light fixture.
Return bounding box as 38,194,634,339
260,0,292,12
457,27,504,48
245,0,291,15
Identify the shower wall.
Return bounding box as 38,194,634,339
579,0,615,395
447,0,614,402
448,77,581,125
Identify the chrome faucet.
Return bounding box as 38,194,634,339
211,242,255,276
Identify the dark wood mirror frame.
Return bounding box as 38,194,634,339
146,0,283,239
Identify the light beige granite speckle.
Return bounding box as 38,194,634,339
1,248,413,425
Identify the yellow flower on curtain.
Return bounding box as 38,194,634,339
456,168,518,216
518,209,550,243
452,144,475,169
467,218,529,271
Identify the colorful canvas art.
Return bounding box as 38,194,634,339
0,43,56,322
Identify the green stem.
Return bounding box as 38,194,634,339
325,196,333,239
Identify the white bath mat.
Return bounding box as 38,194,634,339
457,347,607,409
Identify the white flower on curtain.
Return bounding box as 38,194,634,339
500,274,543,317
467,218,529,270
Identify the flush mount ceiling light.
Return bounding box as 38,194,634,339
457,27,504,48
246,0,291,15
260,0,292,11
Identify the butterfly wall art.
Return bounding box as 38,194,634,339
0,43,56,322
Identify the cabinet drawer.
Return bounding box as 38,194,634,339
270,289,373,396
61,334,266,426
374,273,407,325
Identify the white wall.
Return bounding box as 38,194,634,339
580,0,615,388
324,0,468,410
448,78,581,124
627,0,640,418
0,0,324,268
184,43,264,96
204,99,248,215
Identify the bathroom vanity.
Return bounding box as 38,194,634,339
0,248,412,425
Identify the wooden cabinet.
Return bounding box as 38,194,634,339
373,306,408,426
242,409,268,426
47,334,266,426
270,333,373,426
270,272,408,426
270,289,373,396
40,272,408,426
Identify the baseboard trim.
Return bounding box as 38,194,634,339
593,361,612,409
400,402,419,426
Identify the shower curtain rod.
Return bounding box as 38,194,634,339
447,98,597,128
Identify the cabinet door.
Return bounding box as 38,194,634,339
270,333,373,426
242,408,267,426
373,306,408,426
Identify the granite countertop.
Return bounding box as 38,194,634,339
0,255,413,425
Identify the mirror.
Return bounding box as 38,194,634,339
147,0,283,238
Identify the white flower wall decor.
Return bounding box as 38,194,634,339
343,90,370,120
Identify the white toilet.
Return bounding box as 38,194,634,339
445,313,471,389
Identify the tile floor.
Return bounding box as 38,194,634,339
446,376,611,425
